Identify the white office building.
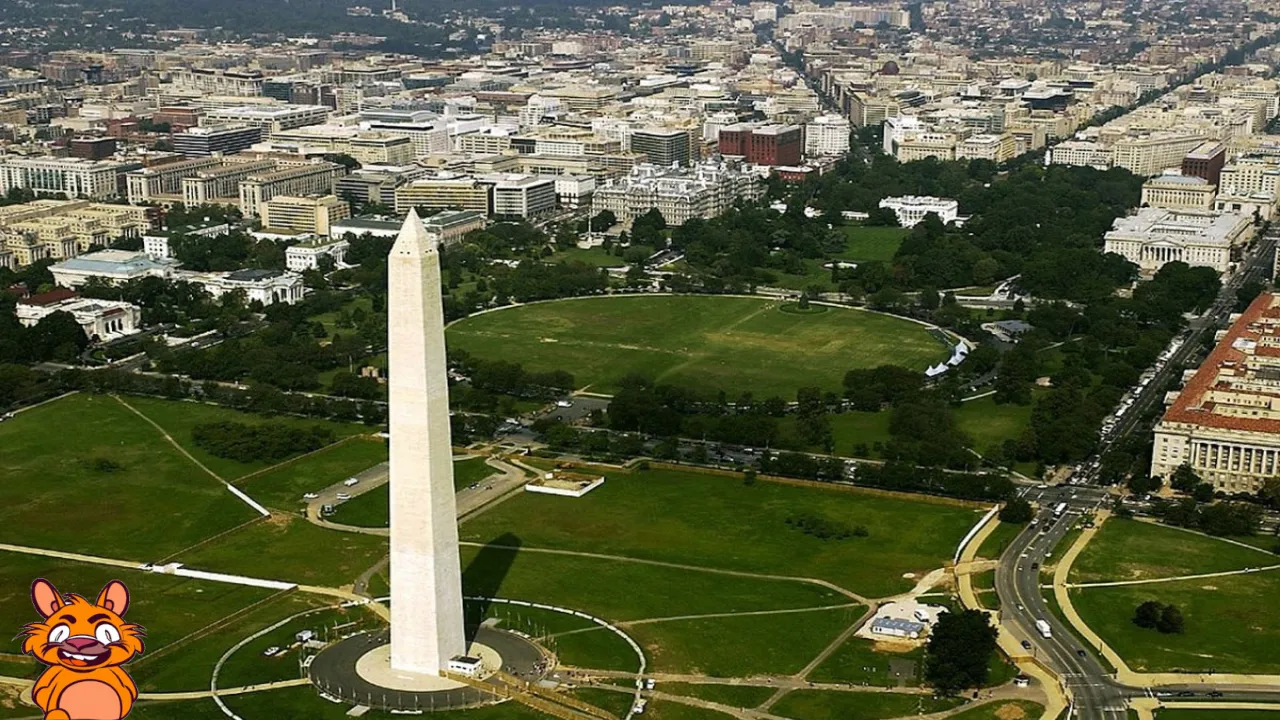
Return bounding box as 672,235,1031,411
15,294,142,341
0,157,129,200
804,115,851,157
285,237,349,272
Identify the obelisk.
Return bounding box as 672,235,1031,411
387,209,466,675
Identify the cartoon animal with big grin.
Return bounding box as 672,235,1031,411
20,579,144,720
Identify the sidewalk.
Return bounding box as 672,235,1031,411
954,511,1069,720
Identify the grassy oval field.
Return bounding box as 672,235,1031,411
446,295,949,398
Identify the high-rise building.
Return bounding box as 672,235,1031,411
262,195,351,235
718,124,803,166
1182,141,1227,186
0,157,131,200
394,176,493,215
238,162,342,218
630,128,692,167
804,115,851,157
173,125,263,157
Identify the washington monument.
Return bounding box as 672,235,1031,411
387,209,466,676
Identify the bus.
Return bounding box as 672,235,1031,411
1053,502,1068,518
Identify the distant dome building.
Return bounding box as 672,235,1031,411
880,60,900,76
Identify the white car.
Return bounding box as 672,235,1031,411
555,400,573,408
336,492,351,501
302,493,319,500
262,646,281,657
343,477,359,486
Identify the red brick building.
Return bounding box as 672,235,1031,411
1182,141,1226,186
718,123,803,167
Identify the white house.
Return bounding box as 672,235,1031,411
878,196,960,228
176,268,308,306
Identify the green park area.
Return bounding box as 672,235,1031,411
459,464,981,598
660,683,777,708
948,700,1045,720
836,226,909,263
233,436,388,510
808,637,924,687
0,393,259,558
1071,570,1280,674
331,456,498,527
1070,518,1276,584
446,295,948,398
770,689,964,720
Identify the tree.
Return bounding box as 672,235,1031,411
1170,464,1202,492
1156,604,1185,634
999,498,1034,524
925,609,998,695
1133,600,1162,629
589,210,617,233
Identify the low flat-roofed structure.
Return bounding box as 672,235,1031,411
525,469,605,498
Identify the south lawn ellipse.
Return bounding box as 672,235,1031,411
446,295,952,398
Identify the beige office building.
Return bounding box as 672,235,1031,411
239,162,342,218
262,195,351,235
0,200,149,267
1152,292,1280,493
1140,175,1217,211
394,177,492,215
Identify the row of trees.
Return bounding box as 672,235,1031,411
191,420,335,463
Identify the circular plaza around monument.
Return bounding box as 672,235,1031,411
446,294,955,397
309,624,550,712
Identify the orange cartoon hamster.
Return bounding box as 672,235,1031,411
20,579,145,720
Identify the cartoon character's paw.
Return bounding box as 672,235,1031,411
43,711,71,720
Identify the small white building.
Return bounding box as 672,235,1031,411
878,195,960,228
286,237,349,272
448,656,483,678
16,292,142,341
142,221,233,260
870,617,927,639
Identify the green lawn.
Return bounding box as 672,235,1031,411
0,393,258,559
1070,519,1276,584
660,683,777,708
954,396,1033,453
1071,570,1280,673
552,246,629,268
120,395,369,481
332,457,497,528
771,690,963,720
216,606,383,689
460,466,979,597
219,685,550,719
178,515,388,588
457,544,844,620
648,702,739,720
626,606,860,677
131,593,330,692
807,637,923,687
835,226,908,263
0,552,277,692
310,296,374,338
948,700,1045,719
235,437,387,510
447,296,948,398
975,521,1024,561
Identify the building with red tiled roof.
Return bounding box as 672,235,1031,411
1151,292,1280,493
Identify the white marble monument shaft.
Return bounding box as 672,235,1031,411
387,209,466,675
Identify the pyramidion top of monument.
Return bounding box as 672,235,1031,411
391,207,439,257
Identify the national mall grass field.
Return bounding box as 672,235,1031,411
446,295,950,397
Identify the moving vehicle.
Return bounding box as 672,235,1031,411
336,492,351,501
555,400,573,408
262,646,281,657
302,493,318,500
1053,502,1068,518
344,477,360,486
1035,619,1052,638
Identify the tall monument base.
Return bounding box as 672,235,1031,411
308,626,550,713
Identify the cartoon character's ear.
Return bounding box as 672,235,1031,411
31,579,63,619
96,581,130,616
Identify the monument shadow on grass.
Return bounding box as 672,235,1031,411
461,533,522,642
